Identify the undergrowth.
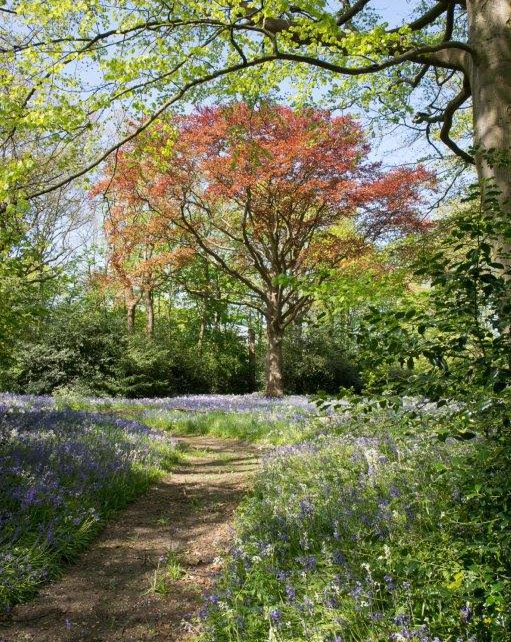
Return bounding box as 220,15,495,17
199,413,510,642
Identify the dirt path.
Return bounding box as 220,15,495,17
2,436,259,642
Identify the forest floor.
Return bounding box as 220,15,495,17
2,436,259,642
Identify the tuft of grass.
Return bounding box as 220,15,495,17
147,548,186,596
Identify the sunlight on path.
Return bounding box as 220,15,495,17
2,437,259,642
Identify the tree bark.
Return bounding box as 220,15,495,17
467,1,511,221
265,315,284,398
248,326,257,393
125,286,139,334
127,301,136,334
198,318,205,348
145,288,154,338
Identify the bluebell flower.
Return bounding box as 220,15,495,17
299,555,317,571
384,574,396,591
269,608,282,624
332,551,346,565
285,584,296,601
460,604,472,623
393,614,410,626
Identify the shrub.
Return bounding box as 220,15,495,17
283,325,362,395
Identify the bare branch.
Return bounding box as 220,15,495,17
393,0,452,33
336,0,372,27
439,77,474,164
178,203,268,302
281,294,313,327
183,286,265,315
414,75,474,164
277,40,473,77
229,27,247,64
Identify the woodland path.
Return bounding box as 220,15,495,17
2,436,260,642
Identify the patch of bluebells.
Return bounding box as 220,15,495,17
76,392,317,414
58,392,327,435
0,393,177,613
199,428,496,642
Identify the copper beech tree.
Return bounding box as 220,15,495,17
99,103,433,396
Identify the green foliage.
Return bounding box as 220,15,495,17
338,185,511,440
2,289,253,397
5,298,126,396
283,321,362,394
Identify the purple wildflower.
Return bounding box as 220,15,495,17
460,604,472,623
269,608,282,624
285,584,296,601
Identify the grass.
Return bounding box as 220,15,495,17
147,548,186,596
106,408,312,445
54,393,319,445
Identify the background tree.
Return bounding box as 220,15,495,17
100,103,432,396
92,150,194,336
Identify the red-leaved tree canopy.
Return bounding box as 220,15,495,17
96,102,434,396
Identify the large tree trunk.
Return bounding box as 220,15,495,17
265,316,284,398
468,1,511,224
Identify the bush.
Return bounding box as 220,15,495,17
283,325,362,394
4,299,252,398
7,302,126,396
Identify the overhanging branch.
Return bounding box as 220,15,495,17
336,0,372,27
25,54,277,201
392,0,452,33
276,40,473,77
413,75,474,164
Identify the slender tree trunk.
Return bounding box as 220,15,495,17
294,313,304,343
248,326,257,393
198,314,206,350
125,286,138,334
127,301,136,334
145,289,154,338
265,315,284,397
468,1,511,224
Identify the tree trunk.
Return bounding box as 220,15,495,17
145,289,154,338
125,286,139,334
468,1,511,222
265,317,284,397
248,326,257,393
127,302,136,334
